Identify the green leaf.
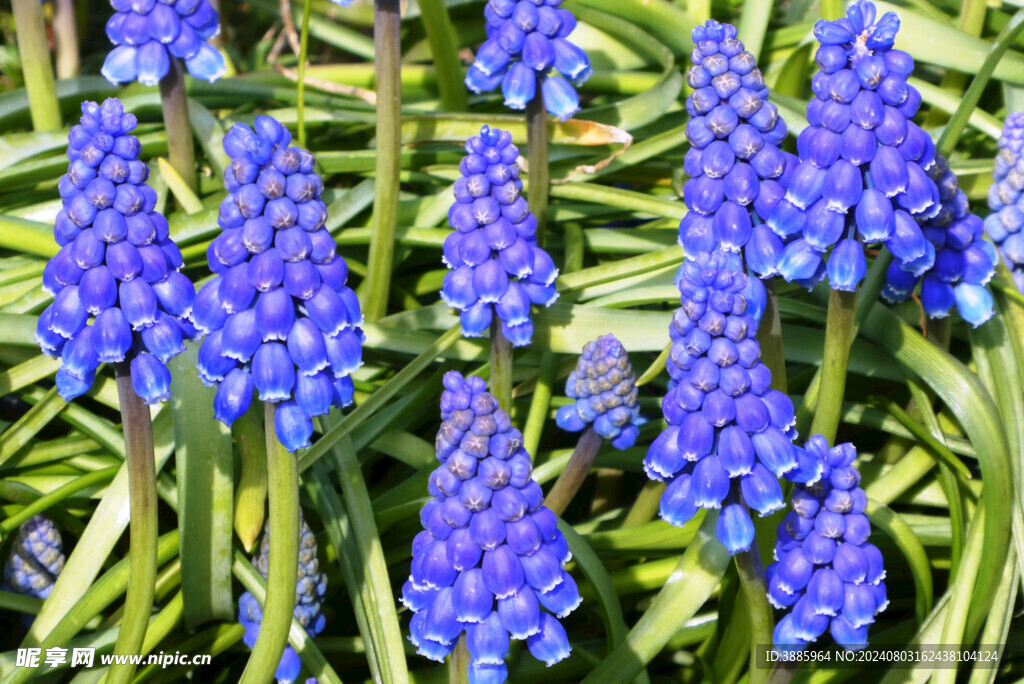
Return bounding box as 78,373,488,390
170,344,235,628
866,499,933,623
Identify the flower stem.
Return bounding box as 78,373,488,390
489,317,513,412
544,427,602,517
418,0,467,111
526,81,549,245
756,278,787,394
449,635,469,684
159,58,197,193
239,403,299,684
107,363,158,684
734,526,773,684
11,0,61,131
296,0,313,148
809,289,857,444
362,0,402,323
52,0,79,79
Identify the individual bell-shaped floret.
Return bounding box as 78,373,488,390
3,516,66,600
403,372,580,684
38,98,195,405
644,250,814,555
882,155,997,327
985,112,1024,293
555,334,645,449
441,126,559,348
767,1,939,292
768,435,886,651
102,0,226,86
197,115,363,452
466,0,591,120
239,512,327,684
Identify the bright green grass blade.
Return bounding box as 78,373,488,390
170,344,235,628
736,0,774,60
0,465,119,541
860,306,1012,643
578,511,730,684
0,215,59,258
0,355,59,397
0,387,66,467
326,433,410,684
866,499,933,623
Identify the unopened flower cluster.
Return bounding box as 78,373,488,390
239,515,327,684
3,516,65,601
403,372,579,684
883,155,997,326
37,98,195,405
768,435,887,650
680,20,796,278
644,251,822,555
986,112,1024,292
441,126,558,347
556,333,643,449
194,115,363,452
466,0,591,120
769,1,940,291
103,0,226,87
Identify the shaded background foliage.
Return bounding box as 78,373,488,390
0,0,1023,682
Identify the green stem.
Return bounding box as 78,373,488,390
418,0,467,111
526,81,549,246
106,364,159,684
809,289,857,444
362,0,402,323
757,279,787,394
239,403,299,684
544,427,602,517
296,0,313,148
11,0,61,131
159,59,197,193
490,318,513,412
734,526,773,684
52,0,79,79
449,635,469,684
522,352,557,458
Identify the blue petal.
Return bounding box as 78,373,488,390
274,400,313,451
525,613,571,666
130,352,172,404
102,46,138,85
185,41,226,83
716,504,755,554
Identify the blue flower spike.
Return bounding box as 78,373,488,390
403,371,580,683
102,0,226,86
986,112,1024,293
882,155,997,327
768,435,887,652
555,334,644,449
680,20,798,283
3,516,65,600
38,98,195,405
466,0,591,120
239,513,327,684
195,115,363,452
644,251,815,555
441,126,559,347
768,1,940,291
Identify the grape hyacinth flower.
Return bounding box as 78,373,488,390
239,514,327,683
986,112,1024,292
768,435,887,650
465,0,591,120
3,516,65,600
441,126,559,347
555,334,643,449
37,98,195,404
768,1,939,291
679,20,798,283
194,115,363,452
882,155,997,327
402,372,580,684
644,251,823,554
102,0,226,86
